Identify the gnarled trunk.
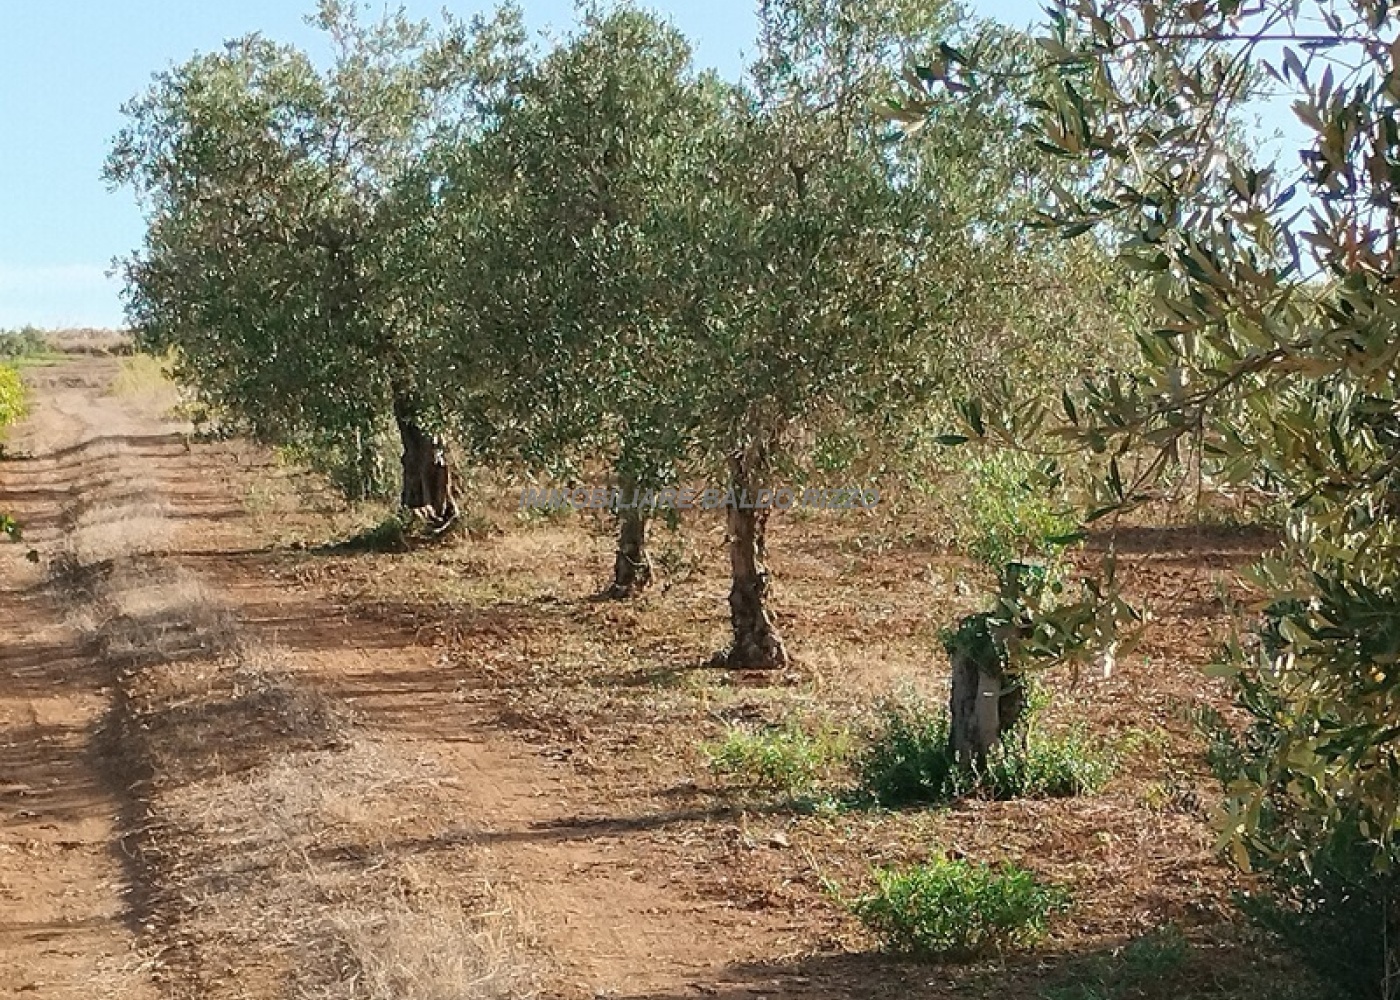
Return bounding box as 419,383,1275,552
605,507,652,599
947,614,1026,769
394,399,458,533
725,449,789,669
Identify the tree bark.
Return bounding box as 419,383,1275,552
604,508,652,599
725,449,790,669
947,614,1026,769
393,399,458,533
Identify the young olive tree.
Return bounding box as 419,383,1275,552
923,0,1400,987
107,0,526,525
407,6,724,596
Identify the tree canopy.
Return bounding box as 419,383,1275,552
107,0,526,503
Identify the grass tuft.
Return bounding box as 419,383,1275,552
1041,926,1190,999
856,698,959,805
109,352,172,396
844,856,1069,958
337,513,412,553
314,884,533,1000
982,725,1119,799
109,352,182,417
857,696,1118,807
705,717,852,795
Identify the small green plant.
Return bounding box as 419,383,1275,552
1189,703,1251,787
654,531,701,583
857,696,1118,807
706,718,852,795
983,725,1117,798
0,365,25,430
856,699,961,805
954,451,1078,568
845,856,1069,958
515,499,573,526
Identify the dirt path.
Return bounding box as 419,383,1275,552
0,358,159,999
0,355,1335,1000
2,356,813,1000
182,459,819,993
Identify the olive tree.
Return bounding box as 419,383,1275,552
922,0,1400,988
685,0,1133,668
107,0,526,525
406,6,727,596
661,0,956,666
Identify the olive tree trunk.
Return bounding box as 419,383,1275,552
725,449,789,669
947,614,1026,769
605,507,652,599
394,399,458,533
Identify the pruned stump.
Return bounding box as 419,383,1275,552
945,612,1026,770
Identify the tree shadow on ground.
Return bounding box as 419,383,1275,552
609,926,1329,1000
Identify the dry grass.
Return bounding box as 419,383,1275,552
98,602,538,1000
244,457,392,548
314,889,532,1000
58,448,173,564
70,509,174,565
149,738,539,1000
48,431,539,1000
45,327,134,355
108,353,182,416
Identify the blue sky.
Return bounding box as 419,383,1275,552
0,0,1277,329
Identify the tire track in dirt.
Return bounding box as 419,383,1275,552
0,358,160,1000
5,358,536,1000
